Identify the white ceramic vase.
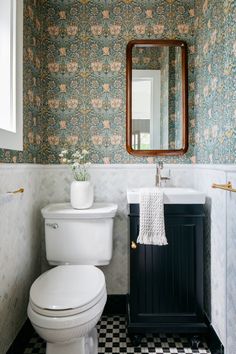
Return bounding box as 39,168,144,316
70,181,94,209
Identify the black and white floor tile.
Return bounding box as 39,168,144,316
23,316,211,354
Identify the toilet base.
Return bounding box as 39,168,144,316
46,328,98,354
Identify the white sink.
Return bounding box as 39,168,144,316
127,188,205,205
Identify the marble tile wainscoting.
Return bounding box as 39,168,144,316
193,165,236,354
1,163,236,354
39,164,196,295
0,165,43,354
225,172,236,354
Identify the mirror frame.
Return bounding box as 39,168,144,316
126,39,188,156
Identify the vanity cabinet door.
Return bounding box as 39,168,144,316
128,204,207,334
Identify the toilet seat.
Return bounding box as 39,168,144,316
29,265,106,317
28,290,107,330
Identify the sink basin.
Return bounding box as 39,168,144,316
127,188,205,204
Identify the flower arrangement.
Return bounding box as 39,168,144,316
60,149,91,181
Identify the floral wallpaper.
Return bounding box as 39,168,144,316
194,0,236,164
0,0,234,164
40,0,195,164
0,0,196,164
132,46,162,70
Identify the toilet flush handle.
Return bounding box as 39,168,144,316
46,223,59,229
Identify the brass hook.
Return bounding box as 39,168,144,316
7,188,24,194
212,182,236,193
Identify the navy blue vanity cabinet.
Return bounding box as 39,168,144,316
128,204,208,337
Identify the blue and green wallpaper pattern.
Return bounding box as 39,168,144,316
194,0,236,164
0,0,235,164
41,0,195,164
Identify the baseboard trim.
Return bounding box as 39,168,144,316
207,324,224,354
6,319,34,354
103,294,126,315
7,296,222,354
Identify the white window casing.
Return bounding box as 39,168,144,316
0,0,23,151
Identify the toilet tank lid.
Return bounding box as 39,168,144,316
41,202,118,219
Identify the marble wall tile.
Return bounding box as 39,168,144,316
225,172,236,354
0,165,42,354
39,164,195,294
194,167,227,346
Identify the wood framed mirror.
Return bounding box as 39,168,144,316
126,39,188,156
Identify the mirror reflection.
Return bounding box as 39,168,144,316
131,46,183,151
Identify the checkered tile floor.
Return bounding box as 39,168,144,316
23,316,211,354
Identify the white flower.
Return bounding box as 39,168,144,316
59,148,90,181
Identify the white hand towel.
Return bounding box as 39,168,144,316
137,188,168,246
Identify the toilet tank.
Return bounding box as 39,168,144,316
41,203,118,266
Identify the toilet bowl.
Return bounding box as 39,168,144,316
28,265,107,354
28,202,118,354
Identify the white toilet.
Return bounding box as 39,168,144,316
28,202,118,354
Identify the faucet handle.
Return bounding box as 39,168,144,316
161,176,171,181
161,169,171,182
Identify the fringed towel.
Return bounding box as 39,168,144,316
137,188,168,246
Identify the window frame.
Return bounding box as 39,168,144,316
0,0,23,151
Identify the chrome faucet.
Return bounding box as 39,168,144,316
155,162,170,187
